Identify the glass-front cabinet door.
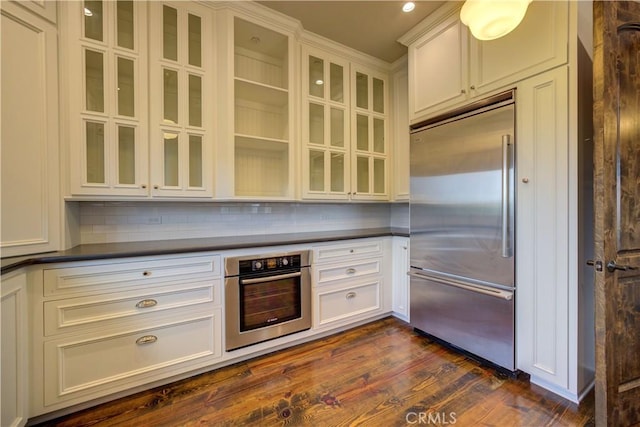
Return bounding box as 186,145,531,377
65,1,149,196
148,2,214,197
351,66,389,200
302,46,350,199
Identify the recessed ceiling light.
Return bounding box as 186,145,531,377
315,79,324,86
84,7,93,16
402,2,415,13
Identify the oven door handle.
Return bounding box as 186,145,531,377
240,271,302,285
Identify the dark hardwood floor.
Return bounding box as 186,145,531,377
37,317,595,426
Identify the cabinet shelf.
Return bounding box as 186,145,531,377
235,79,288,141
234,78,288,107
234,133,288,147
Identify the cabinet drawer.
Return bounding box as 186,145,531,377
43,255,221,297
315,259,381,286
44,310,222,405
43,280,220,336
313,240,383,263
316,281,381,326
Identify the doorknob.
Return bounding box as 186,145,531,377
606,260,637,273
586,260,603,272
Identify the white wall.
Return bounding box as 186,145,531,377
78,202,393,244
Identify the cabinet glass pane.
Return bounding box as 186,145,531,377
188,14,202,67
373,78,384,113
373,118,385,153
163,5,178,61
118,126,135,184
330,63,343,103
309,103,324,145
309,56,324,98
330,107,344,148
163,69,178,124
85,50,104,112
356,72,368,109
86,122,105,184
163,133,179,186
189,135,203,187
356,114,368,151
117,57,135,117
84,1,103,41
330,152,344,192
374,158,385,194
309,150,324,192
116,1,134,49
357,156,369,193
189,74,202,127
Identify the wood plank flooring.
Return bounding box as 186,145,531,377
36,317,595,426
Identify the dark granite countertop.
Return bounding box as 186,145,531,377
1,228,409,274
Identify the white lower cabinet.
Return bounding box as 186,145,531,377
42,311,221,406
312,238,390,329
30,254,223,416
23,239,398,420
316,281,381,326
1,270,28,427
391,236,409,322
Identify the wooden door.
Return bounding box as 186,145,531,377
593,2,640,425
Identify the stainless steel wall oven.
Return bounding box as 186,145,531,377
224,251,311,351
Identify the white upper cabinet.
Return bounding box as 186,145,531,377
64,1,216,198
401,1,569,123
148,2,214,197
350,65,389,200
301,45,390,201
468,0,569,95
228,14,295,199
302,46,350,199
61,1,393,202
406,12,469,120
63,0,149,196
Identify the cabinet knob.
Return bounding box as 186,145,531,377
141,184,147,189
142,271,152,277
345,291,357,299
461,89,466,94
153,185,159,190
346,268,356,275
522,178,530,183
470,85,476,90
136,335,158,345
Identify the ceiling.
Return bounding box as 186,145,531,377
257,1,446,63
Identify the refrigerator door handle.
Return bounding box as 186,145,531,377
501,135,512,258
409,271,513,301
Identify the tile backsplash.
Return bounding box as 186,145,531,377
79,202,407,244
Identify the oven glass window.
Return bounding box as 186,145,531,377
240,276,301,331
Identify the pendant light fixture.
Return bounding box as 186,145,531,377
460,0,533,41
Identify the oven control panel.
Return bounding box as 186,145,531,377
239,254,301,274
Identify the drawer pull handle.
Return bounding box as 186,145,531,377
346,268,356,275
136,299,158,309
142,271,152,277
346,291,357,299
136,335,158,345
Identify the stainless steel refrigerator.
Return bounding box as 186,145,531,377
409,91,516,371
